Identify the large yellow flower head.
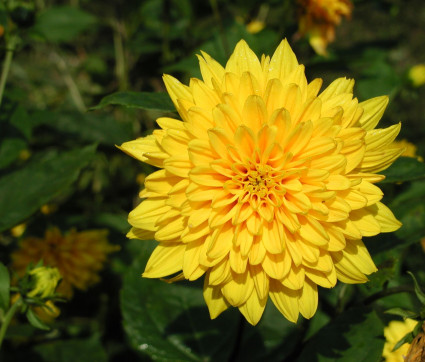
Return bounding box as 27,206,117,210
11,227,119,298
298,0,352,55
382,319,418,362
121,39,402,325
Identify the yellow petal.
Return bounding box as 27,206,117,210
225,40,263,84
119,135,167,167
367,202,402,232
267,39,299,83
357,96,389,131
197,51,225,88
249,264,270,301
143,243,185,278
129,199,170,231
203,282,229,319
365,123,401,151
298,279,318,319
163,74,193,113
239,289,267,326
269,279,300,323
221,270,254,306
126,227,155,240
319,77,354,102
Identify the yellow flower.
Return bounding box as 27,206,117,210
120,39,402,325
33,300,61,323
246,20,265,34
408,64,425,88
383,319,418,362
10,222,27,237
11,227,119,298
297,0,352,55
392,139,423,162
27,266,61,299
11,293,60,323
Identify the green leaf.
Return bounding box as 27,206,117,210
385,308,419,319
33,335,107,362
0,262,10,312
32,6,96,43
0,138,27,169
91,91,176,112
392,330,414,352
297,307,384,362
407,272,425,305
9,106,32,140
0,144,97,232
32,111,133,145
26,308,50,331
381,157,425,183
121,242,240,361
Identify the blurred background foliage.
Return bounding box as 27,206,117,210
0,0,425,361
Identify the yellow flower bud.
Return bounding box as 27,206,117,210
27,267,61,299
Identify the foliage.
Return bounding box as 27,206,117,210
0,0,425,361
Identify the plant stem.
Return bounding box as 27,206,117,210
364,285,414,305
0,34,18,108
112,19,128,91
209,0,229,57
51,51,87,112
0,297,22,350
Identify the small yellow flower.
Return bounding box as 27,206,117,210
33,300,61,323
383,319,418,362
297,0,352,55
40,204,58,215
392,139,423,162
11,293,60,323
27,266,61,299
246,20,265,34
10,223,27,237
11,227,119,298
121,39,402,325
18,149,31,161
408,64,425,88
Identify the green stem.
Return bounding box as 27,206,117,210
0,297,22,350
0,34,18,108
209,0,229,57
363,285,414,305
112,19,128,91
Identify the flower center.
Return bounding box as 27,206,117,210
226,161,289,210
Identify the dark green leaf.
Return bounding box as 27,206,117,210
33,335,107,362
9,107,32,139
0,262,10,312
381,157,425,183
0,144,97,232
93,212,129,233
385,308,419,319
121,242,240,361
32,111,133,145
32,6,96,43
91,92,176,113
392,330,414,352
26,308,50,331
235,302,304,362
407,272,425,305
297,307,384,362
0,138,27,169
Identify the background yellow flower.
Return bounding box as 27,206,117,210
11,227,119,298
383,319,418,362
297,0,353,55
121,39,402,325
